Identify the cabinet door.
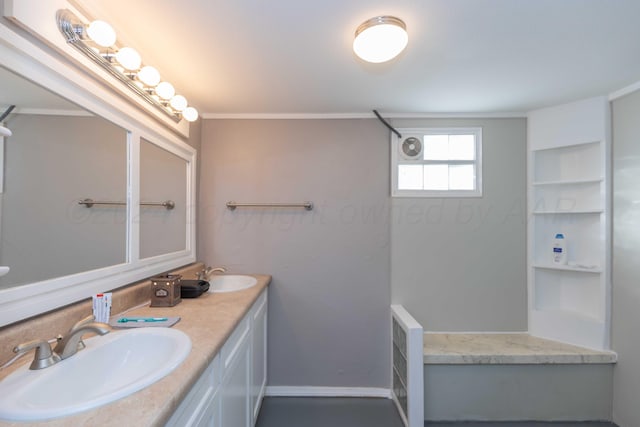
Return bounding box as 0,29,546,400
165,355,219,427
200,389,220,427
220,328,251,427
251,292,267,423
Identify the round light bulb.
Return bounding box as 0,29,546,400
353,16,408,63
115,47,141,71
155,81,175,100
182,107,198,122
170,95,188,111
138,66,161,87
86,20,116,48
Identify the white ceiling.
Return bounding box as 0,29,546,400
83,0,640,116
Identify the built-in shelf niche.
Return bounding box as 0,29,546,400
527,96,611,351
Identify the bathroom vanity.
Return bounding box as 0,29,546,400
166,285,268,427
0,274,270,427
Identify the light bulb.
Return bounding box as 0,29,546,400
155,81,175,100
86,20,116,48
182,107,198,122
115,47,141,71
353,16,408,63
170,95,187,111
138,66,161,87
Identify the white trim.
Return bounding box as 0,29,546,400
202,112,527,120
265,386,392,399
424,330,529,335
609,80,640,101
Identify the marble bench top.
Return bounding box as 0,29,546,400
423,333,617,365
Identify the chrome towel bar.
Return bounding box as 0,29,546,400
226,201,313,211
78,198,175,210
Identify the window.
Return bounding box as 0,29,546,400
391,127,482,197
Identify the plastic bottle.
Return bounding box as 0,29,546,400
552,233,567,265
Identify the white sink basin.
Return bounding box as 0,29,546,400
0,327,191,421
209,275,258,293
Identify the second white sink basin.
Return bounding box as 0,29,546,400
209,275,257,293
0,327,191,421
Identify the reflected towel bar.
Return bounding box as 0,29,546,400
79,198,175,210
226,201,313,211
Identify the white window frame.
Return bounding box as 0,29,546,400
391,127,483,198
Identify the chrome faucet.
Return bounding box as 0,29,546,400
12,339,60,370
197,266,226,281
7,316,111,371
53,321,111,360
66,314,97,351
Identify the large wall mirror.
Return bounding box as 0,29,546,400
0,30,196,326
140,138,189,260
0,66,128,288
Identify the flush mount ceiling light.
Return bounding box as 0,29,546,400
353,16,408,63
56,9,198,122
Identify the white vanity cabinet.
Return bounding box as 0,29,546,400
250,292,268,423
165,288,268,427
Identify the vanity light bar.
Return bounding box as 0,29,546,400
56,9,198,123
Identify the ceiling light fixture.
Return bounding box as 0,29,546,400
353,16,408,63
56,9,198,122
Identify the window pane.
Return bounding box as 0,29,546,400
423,134,449,160
449,164,475,190
423,164,448,190
398,165,423,190
449,134,475,160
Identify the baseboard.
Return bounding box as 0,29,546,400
265,386,392,399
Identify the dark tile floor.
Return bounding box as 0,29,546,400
255,397,619,427
256,397,405,427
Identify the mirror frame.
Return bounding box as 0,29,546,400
0,16,196,327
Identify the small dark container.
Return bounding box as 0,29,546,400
150,274,182,307
180,280,210,298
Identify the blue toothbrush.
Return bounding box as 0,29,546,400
117,317,168,323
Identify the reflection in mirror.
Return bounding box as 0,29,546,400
0,67,128,289
140,138,187,259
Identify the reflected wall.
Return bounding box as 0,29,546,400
0,114,127,287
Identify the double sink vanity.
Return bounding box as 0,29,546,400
0,271,270,427
0,4,272,425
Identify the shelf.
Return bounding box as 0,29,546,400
532,209,603,215
533,264,602,274
528,99,609,350
533,178,603,186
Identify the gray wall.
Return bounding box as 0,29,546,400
424,364,613,421
611,90,640,427
199,119,391,388
390,118,527,331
